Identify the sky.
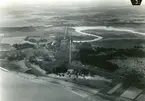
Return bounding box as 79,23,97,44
0,0,145,7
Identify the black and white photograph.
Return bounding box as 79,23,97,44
0,0,145,101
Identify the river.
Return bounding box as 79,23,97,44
72,26,145,43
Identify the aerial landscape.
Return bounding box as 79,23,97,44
0,0,145,101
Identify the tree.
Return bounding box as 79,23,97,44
53,64,68,74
